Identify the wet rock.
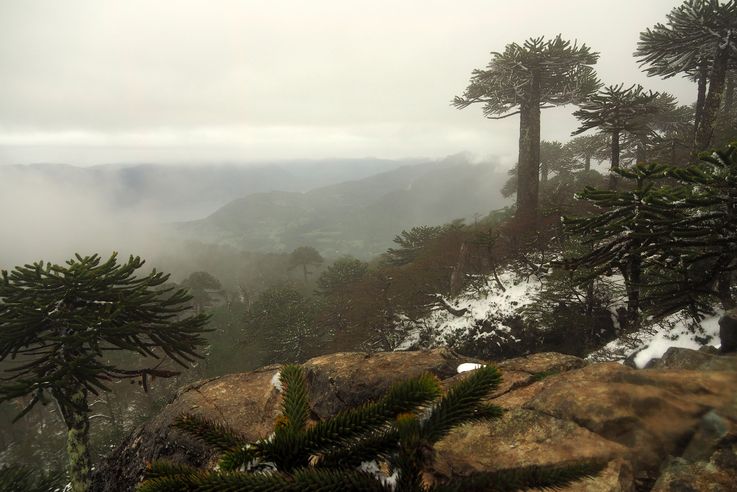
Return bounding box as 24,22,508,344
91,348,476,491
647,346,737,371
92,350,737,492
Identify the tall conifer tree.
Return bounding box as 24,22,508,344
0,253,209,492
454,35,599,229
635,0,737,152
572,84,660,189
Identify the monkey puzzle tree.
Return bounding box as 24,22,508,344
454,35,600,228
564,134,609,172
636,0,737,152
0,253,209,492
646,93,695,166
562,163,680,330
288,246,324,283
572,84,660,189
501,140,572,197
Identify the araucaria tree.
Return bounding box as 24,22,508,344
572,84,660,189
0,253,209,492
454,35,600,228
635,0,737,153
289,246,324,283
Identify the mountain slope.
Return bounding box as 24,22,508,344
176,158,511,257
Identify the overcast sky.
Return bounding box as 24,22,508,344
0,0,694,166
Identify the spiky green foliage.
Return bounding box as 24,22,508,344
572,84,661,187
0,253,210,492
430,461,607,492
563,142,737,320
139,468,387,492
385,226,446,266
173,414,246,452
420,365,502,443
453,36,600,117
142,364,603,491
635,0,737,150
454,34,600,227
278,365,310,433
0,253,209,418
562,162,683,326
0,464,63,492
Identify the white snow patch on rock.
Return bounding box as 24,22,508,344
270,371,282,392
588,310,722,367
457,362,484,373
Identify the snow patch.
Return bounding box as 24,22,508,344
270,371,282,392
359,460,398,489
588,310,722,367
457,363,484,373
396,269,539,351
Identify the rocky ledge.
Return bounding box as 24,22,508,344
92,348,737,492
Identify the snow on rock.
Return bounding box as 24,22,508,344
588,310,722,368
396,269,540,352
359,460,398,489
457,362,484,373
270,371,282,392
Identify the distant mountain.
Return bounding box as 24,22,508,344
176,156,511,257
0,158,411,221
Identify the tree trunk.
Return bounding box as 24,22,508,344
717,271,735,310
540,160,548,184
450,242,469,296
609,130,620,190
302,264,308,283
670,140,677,166
695,44,731,153
58,388,92,492
725,73,735,116
636,139,647,164
516,75,541,230
627,252,642,332
584,155,591,172
694,61,708,143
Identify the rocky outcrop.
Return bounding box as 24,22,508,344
92,349,737,491
647,346,737,371
91,348,474,491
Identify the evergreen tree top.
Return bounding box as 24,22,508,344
453,35,600,118
635,0,737,79
0,253,209,420
572,84,661,136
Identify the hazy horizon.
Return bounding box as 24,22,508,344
1,0,693,167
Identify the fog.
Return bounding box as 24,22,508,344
0,0,698,268
0,166,164,268
2,0,692,166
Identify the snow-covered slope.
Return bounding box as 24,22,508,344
396,270,540,352
588,310,722,368
396,266,723,367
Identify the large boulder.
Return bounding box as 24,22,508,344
433,362,737,490
91,348,476,491
647,346,737,371
92,349,737,492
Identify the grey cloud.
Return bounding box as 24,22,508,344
0,0,694,164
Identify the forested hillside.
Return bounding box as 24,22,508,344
1,0,737,491
176,155,509,256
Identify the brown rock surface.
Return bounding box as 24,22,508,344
92,349,737,492
91,348,474,491
648,346,737,371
